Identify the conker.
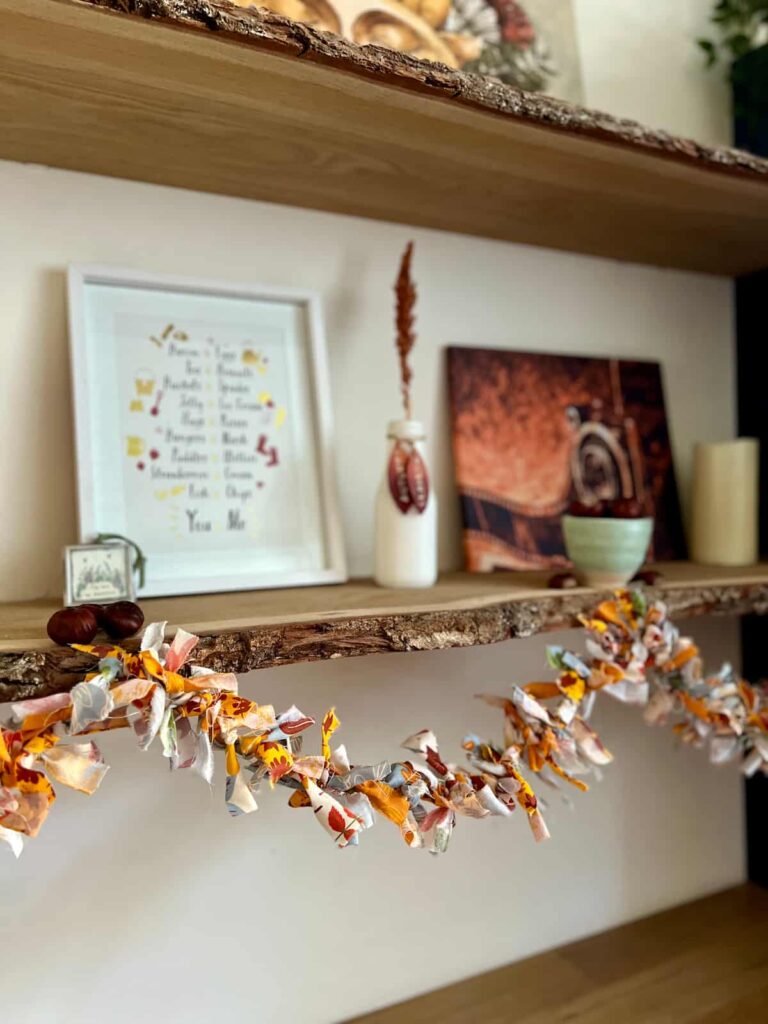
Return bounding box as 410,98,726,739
567,500,605,518
548,572,580,590
47,606,99,646
631,569,664,585
609,497,644,519
78,603,107,627
100,601,145,640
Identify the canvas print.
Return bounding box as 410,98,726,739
447,348,687,572
237,0,583,101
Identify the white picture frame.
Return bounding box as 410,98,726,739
65,542,136,606
67,265,347,597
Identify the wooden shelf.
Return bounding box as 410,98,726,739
3,0,768,274
346,884,768,1023
2,562,767,702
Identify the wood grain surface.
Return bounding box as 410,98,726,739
2,0,768,273
1,563,767,701
346,884,768,1024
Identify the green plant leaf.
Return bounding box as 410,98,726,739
727,30,754,56
697,1,768,67
698,38,718,65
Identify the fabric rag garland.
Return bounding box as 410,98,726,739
0,621,546,859
1,590,766,859
476,590,768,807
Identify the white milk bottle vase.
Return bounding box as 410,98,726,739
374,419,437,588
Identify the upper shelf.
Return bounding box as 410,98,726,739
3,0,768,274
2,562,767,702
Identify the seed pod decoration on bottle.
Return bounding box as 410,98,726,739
388,440,412,513
405,447,429,513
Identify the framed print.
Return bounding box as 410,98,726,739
65,543,135,606
67,266,346,597
447,347,686,572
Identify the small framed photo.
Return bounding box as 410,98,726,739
67,266,347,597
65,543,135,606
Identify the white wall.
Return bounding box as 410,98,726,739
0,163,736,594
574,0,731,145
0,620,743,1024
0,4,744,1023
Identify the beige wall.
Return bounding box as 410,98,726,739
0,619,744,1022
574,0,731,145
0,3,744,1023
0,163,736,597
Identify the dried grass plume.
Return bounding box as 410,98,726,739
394,241,416,419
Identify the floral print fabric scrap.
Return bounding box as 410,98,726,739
2,589,766,859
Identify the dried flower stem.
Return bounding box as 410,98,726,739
394,241,416,420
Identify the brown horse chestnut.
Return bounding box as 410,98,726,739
548,572,580,590
609,497,644,519
568,500,605,518
47,606,99,646
631,569,664,585
100,601,145,640
78,603,107,627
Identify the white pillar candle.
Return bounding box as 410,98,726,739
690,438,759,566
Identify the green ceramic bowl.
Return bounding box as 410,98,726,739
562,515,654,587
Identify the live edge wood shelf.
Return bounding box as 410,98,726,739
4,0,768,274
1,563,767,702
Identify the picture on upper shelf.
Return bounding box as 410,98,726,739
447,347,687,572
236,0,583,101
67,267,346,597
